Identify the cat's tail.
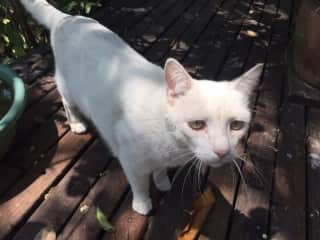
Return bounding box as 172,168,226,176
19,0,69,30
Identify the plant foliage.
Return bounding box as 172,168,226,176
0,0,103,63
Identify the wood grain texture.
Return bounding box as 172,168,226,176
269,103,306,240
306,108,320,240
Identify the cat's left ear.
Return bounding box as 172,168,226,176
232,63,264,96
164,58,192,103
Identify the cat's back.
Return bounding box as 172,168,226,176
52,16,133,65
51,15,161,86
50,15,166,125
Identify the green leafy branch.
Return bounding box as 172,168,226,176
0,0,103,64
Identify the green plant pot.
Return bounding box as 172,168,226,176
0,64,26,160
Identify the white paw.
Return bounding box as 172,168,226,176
153,172,171,192
132,197,152,215
70,122,87,134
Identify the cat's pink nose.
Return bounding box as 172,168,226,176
215,150,228,159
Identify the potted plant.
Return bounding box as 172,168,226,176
0,64,25,160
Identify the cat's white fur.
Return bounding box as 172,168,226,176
20,0,263,214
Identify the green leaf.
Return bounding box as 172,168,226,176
84,2,100,14
85,3,92,14
2,57,11,64
2,18,10,25
1,34,9,43
19,33,27,48
12,45,25,57
66,2,78,12
96,207,114,232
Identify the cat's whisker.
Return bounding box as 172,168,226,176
197,162,209,202
170,154,195,180
232,158,249,198
193,159,200,192
165,150,189,155
160,147,190,154
192,161,208,203
192,159,200,194
193,160,198,192
238,156,267,185
230,164,236,187
180,157,197,206
181,157,197,192
196,160,202,193
170,155,195,188
169,151,194,163
250,164,266,185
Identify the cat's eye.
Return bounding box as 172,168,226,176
230,120,245,131
188,120,206,130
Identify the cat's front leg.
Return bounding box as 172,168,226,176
121,161,152,215
153,168,171,192
128,171,152,215
62,97,88,134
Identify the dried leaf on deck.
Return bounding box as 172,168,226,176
44,187,55,200
80,204,89,213
241,30,258,37
178,187,215,240
96,207,114,232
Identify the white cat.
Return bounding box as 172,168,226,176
20,0,263,215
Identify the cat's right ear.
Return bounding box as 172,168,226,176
232,63,264,96
164,58,192,104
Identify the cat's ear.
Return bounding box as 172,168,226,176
164,58,192,102
232,63,264,96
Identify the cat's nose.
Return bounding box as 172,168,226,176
215,150,228,159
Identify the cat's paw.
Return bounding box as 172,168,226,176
132,197,152,215
153,171,171,192
70,122,87,134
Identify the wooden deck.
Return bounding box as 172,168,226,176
0,0,318,239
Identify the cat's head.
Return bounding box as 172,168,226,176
164,58,263,167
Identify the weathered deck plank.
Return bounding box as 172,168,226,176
101,193,148,240
26,75,55,109
307,108,320,240
0,164,22,195
57,157,128,240
93,0,153,28
143,0,211,63
0,132,93,239
10,46,52,85
269,103,306,240
7,109,68,169
12,141,110,239
203,0,253,80
131,0,195,53
13,89,62,147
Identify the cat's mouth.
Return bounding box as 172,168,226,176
203,155,233,168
